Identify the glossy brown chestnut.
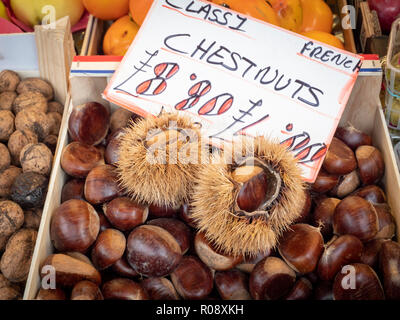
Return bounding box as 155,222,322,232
61,142,104,178
105,129,124,165
373,203,395,239
149,203,180,218
50,199,100,253
317,235,363,281
141,277,180,300
102,278,148,300
313,281,333,300
112,256,139,278
178,203,197,228
361,239,388,269
330,170,360,198
311,169,339,194
65,252,94,266
278,224,324,274
323,137,357,175
379,240,400,300
68,102,110,146
334,126,372,150
98,211,112,232
284,277,313,300
61,179,85,203
312,197,341,239
84,165,121,205
355,145,385,185
333,196,378,241
236,250,271,274
333,263,384,300
249,257,296,300
352,185,386,204
40,254,101,287
293,189,312,224
215,269,251,300
170,256,213,300
71,280,104,300
127,225,182,277
36,288,66,300
148,218,191,254
103,197,148,231
91,229,126,270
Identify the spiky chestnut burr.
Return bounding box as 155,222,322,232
190,136,306,257
117,112,208,208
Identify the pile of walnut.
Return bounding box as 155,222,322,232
0,70,62,300
35,101,399,300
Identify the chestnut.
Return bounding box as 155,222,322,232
111,256,139,278
103,197,148,231
91,229,126,270
98,211,112,232
334,125,372,150
40,254,101,287
178,203,197,228
36,288,66,300
249,257,296,300
373,203,395,239
105,128,124,166
71,280,104,300
194,231,242,271
379,240,400,300
149,203,180,218
148,218,191,254
50,199,100,253
312,197,341,239
126,225,182,277
102,278,148,300
141,277,180,300
84,165,121,205
311,169,339,194
278,224,324,274
170,256,214,300
65,252,94,267
313,281,333,300
61,179,85,203
333,263,384,300
361,239,388,269
293,189,312,224
68,101,110,146
215,269,251,300
333,196,378,241
323,137,357,175
236,250,271,274
352,185,386,204
355,145,385,185
61,142,104,178
317,235,363,281
330,170,360,198
284,277,313,300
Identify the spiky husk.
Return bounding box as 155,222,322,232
117,112,207,207
190,136,306,257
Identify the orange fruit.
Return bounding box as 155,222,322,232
301,31,344,50
103,15,140,56
300,0,333,33
83,0,129,21
268,0,303,32
129,0,153,26
209,0,280,26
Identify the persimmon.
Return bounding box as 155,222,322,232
129,0,153,25
209,0,280,26
300,0,333,33
301,31,344,50
103,15,140,56
268,0,303,32
83,0,129,21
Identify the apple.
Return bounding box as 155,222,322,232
0,1,10,21
368,0,400,34
10,0,84,28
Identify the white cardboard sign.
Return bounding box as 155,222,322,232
104,0,363,182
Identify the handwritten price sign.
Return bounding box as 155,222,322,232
103,0,363,182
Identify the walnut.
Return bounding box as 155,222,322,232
16,78,54,101
0,70,20,93
15,109,51,141
12,91,47,114
0,92,17,111
0,110,15,141
20,143,53,176
7,129,38,166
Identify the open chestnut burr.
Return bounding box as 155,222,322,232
191,137,306,257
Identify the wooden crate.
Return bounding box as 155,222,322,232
23,60,400,299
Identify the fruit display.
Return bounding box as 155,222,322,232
0,69,63,300
30,95,399,301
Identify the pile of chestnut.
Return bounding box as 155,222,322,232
36,102,400,300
